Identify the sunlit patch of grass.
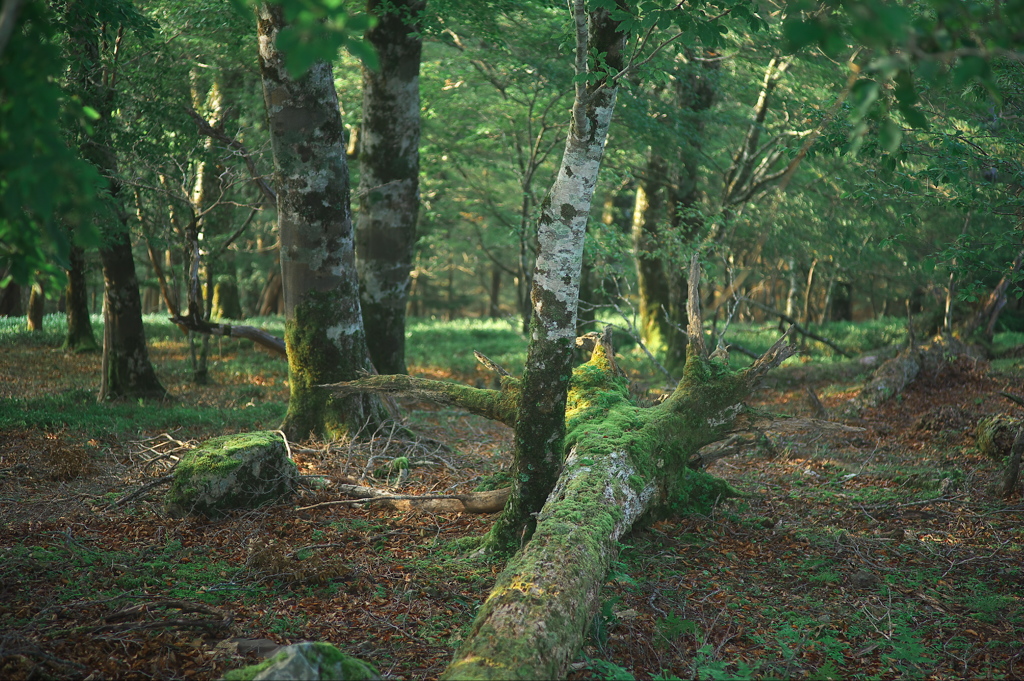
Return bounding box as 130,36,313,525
406,317,527,375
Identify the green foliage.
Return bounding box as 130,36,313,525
579,658,635,681
0,2,105,287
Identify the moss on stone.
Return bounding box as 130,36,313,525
165,431,296,519
222,641,380,681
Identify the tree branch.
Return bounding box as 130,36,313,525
170,314,287,357
184,106,276,205
320,374,517,427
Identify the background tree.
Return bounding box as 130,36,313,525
62,0,167,401
355,0,425,375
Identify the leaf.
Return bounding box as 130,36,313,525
782,16,822,52
879,118,902,153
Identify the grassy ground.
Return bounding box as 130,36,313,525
1,314,1022,680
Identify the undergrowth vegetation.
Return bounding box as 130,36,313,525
1,314,1023,680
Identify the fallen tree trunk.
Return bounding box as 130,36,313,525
847,332,974,414
324,258,797,680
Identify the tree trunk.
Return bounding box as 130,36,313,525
66,5,165,401
482,3,627,552
64,244,98,352
632,154,672,351
489,265,501,318
26,280,44,331
355,0,424,375
0,279,22,316
257,3,389,441
97,226,168,401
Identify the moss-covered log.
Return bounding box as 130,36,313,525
327,314,795,680
438,325,795,680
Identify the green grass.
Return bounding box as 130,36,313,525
0,389,285,439
405,317,527,374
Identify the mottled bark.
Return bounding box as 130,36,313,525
355,0,424,375
257,3,389,440
64,244,98,353
485,2,627,552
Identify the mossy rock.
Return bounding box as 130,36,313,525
222,642,380,681
975,415,1022,461
165,431,297,518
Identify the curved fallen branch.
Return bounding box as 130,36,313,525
738,296,852,358
170,314,287,357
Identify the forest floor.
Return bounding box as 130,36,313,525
1,333,1023,680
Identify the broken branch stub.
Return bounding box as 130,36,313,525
686,253,707,360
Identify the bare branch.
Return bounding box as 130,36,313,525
184,106,276,205
171,314,287,357
743,326,799,390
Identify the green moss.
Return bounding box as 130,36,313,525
663,467,738,516
282,290,376,440
976,414,1021,461
474,470,514,492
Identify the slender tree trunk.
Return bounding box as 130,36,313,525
355,0,424,375
27,280,44,331
802,258,817,324
489,265,501,318
257,2,389,440
484,3,626,552
64,244,98,352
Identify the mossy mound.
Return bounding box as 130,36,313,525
165,431,297,518
222,642,380,681
976,415,1023,461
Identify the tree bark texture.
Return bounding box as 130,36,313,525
355,0,424,375
63,244,98,352
485,3,627,552
97,226,167,400
257,3,389,441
